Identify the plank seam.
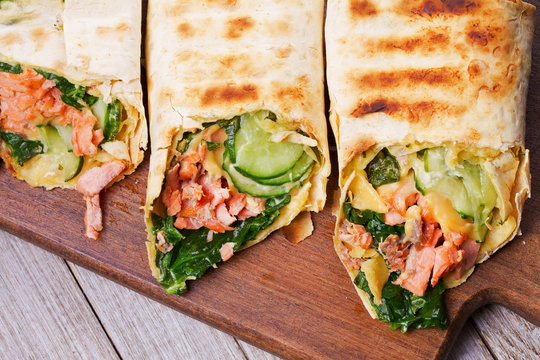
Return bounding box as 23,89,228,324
64,260,124,360
471,313,498,360
234,338,251,360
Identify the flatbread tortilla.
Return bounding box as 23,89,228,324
145,0,329,291
326,0,534,326
0,0,147,238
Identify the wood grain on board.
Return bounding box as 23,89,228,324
0,1,539,359
12,231,536,360
1,143,538,360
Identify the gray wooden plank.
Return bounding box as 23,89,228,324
473,305,540,360
447,321,494,360
0,232,118,360
68,262,248,360
238,340,282,360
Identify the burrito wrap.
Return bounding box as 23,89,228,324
326,0,534,321
145,0,329,280
0,0,147,187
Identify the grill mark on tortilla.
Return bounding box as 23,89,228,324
207,0,238,7
399,0,479,17
350,0,378,18
177,23,194,38
465,22,502,48
363,30,451,54
350,99,466,125
275,46,293,59
0,33,21,46
30,28,47,44
272,75,312,112
225,16,254,39
214,54,254,78
355,67,463,89
201,84,258,106
96,22,130,39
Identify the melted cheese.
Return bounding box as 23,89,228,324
350,247,378,259
423,192,474,236
360,252,389,305
348,171,388,213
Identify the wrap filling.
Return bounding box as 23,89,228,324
150,110,319,295
337,145,522,331
0,62,132,239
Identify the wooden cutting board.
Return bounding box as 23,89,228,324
1,2,539,359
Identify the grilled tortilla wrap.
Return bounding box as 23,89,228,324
145,0,329,295
326,0,534,330
0,0,147,239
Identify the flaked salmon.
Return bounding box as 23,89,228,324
163,144,265,234
0,68,100,157
76,160,126,239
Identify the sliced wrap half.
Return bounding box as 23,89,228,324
326,0,534,331
145,0,329,295
0,0,147,239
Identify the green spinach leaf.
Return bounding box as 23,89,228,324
151,214,184,245
204,140,221,151
222,116,240,163
0,61,22,74
153,194,291,295
343,201,404,247
366,148,400,187
34,69,92,110
177,131,199,154
0,131,43,165
355,271,448,332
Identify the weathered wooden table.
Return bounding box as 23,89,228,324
1,229,538,359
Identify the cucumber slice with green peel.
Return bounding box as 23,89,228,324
424,147,446,172
91,98,123,142
250,152,314,186
412,157,441,194
234,114,304,179
91,98,107,129
38,125,83,182
54,125,73,151
104,99,123,141
414,151,498,241
431,176,475,218
480,169,498,209
413,157,474,218
223,153,308,197
457,161,497,242
60,151,84,181
38,125,64,153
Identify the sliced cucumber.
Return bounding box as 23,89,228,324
91,98,123,142
414,156,474,217
424,147,446,172
54,124,73,151
250,152,314,186
223,153,308,197
104,99,123,141
414,150,498,241
91,98,107,129
38,125,83,182
457,161,496,241
234,113,304,179
480,169,498,210
431,177,474,218
412,157,440,194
